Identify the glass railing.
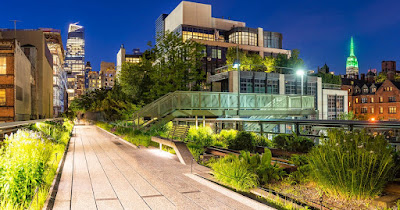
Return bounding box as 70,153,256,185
134,91,315,119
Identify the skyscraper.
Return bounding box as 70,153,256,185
346,36,359,78
65,23,85,104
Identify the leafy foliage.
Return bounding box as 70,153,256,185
225,48,305,73
314,72,342,85
227,131,256,151
186,126,215,146
308,129,397,199
285,154,311,185
119,31,206,104
0,120,73,208
272,133,314,153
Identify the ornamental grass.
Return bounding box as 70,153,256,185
308,129,397,199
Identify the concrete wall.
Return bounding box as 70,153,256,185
14,42,32,121
212,18,245,31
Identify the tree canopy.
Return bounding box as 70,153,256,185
119,31,205,104
225,48,305,73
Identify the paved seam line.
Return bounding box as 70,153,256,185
90,128,151,209
83,129,123,208
69,128,76,210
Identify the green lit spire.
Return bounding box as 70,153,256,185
350,36,355,56
346,36,359,76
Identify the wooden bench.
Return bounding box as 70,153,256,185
151,125,194,165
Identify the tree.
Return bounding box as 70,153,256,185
119,31,205,104
376,72,387,83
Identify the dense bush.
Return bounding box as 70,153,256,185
272,133,314,153
186,126,214,146
0,120,73,208
210,155,259,191
210,148,285,191
308,129,397,199
253,134,272,147
216,129,237,145
187,143,205,162
227,131,256,151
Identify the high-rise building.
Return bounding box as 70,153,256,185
157,1,291,75
100,61,116,89
87,70,101,92
65,23,85,104
84,62,91,89
155,14,169,40
346,36,359,78
116,45,142,77
41,28,67,117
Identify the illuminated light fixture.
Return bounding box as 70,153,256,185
296,69,305,76
370,117,376,122
233,59,240,69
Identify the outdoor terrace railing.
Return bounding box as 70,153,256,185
134,91,315,120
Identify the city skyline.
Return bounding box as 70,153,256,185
0,0,399,74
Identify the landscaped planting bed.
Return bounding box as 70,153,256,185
0,119,73,209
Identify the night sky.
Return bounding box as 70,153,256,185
1,0,399,74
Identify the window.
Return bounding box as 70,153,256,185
327,95,344,120
363,88,368,93
254,79,265,93
355,98,359,103
371,87,376,92
389,96,396,102
379,107,383,114
0,89,5,105
348,88,351,93
379,97,383,103
370,97,374,103
306,81,316,95
240,78,253,93
361,98,367,103
349,101,351,107
371,107,374,114
267,79,279,94
361,107,367,114
389,107,397,114
0,57,6,74
285,80,296,94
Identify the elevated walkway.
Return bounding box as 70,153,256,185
134,91,316,130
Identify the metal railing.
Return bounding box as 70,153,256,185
134,91,315,120
0,118,63,138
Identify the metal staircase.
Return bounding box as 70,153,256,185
133,91,316,130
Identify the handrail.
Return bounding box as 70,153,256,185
0,118,64,134
134,91,315,121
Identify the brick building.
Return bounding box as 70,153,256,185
0,39,33,122
100,61,116,89
343,78,400,121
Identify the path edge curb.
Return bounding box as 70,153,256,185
96,125,139,149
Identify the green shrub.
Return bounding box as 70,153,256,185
253,133,272,147
227,131,255,151
210,155,258,191
285,154,311,185
0,130,53,206
240,149,286,184
187,143,205,162
272,133,314,153
308,129,397,199
217,129,237,145
186,126,214,146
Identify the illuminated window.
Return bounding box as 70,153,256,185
370,97,374,103
361,98,367,103
363,88,368,93
0,57,6,74
379,97,383,103
0,89,5,105
379,107,383,114
389,107,397,114
349,101,351,107
355,98,359,103
371,107,374,114
361,107,367,114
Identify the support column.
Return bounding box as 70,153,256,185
195,116,198,129
203,115,206,127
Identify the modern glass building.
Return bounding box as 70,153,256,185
65,23,85,103
157,1,290,75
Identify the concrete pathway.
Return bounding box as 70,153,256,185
53,125,272,210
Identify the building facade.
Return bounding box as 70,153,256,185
346,36,359,79
0,29,54,119
87,70,101,92
42,28,66,116
84,62,91,90
65,23,85,104
100,61,116,89
0,39,33,122
158,1,291,75
209,71,348,120
116,45,142,77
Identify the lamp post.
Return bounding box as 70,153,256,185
233,45,240,116
296,69,305,95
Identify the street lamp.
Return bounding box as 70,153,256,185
296,69,305,95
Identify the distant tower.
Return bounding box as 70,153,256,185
346,36,359,79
